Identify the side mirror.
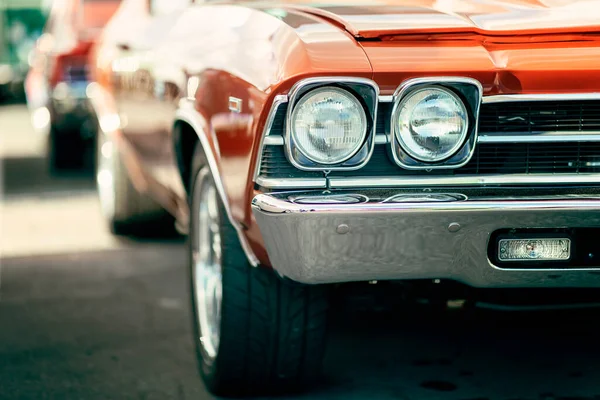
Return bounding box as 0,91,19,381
149,0,190,16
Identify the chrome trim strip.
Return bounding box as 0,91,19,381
176,100,259,267
374,134,388,145
285,76,380,172
329,174,600,188
379,95,394,103
483,93,600,104
478,132,600,143
252,95,288,182
263,135,284,146
389,76,483,170
253,192,600,214
255,176,327,189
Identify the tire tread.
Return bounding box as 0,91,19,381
189,144,328,396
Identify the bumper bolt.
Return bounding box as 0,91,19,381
336,224,350,234
448,222,461,232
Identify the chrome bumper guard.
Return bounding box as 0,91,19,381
251,189,600,287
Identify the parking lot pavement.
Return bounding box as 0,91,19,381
2,104,600,400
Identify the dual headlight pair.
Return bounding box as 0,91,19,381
286,77,481,170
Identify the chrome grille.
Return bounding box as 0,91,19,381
259,146,321,179
257,99,600,186
479,101,600,133
461,142,600,174
259,143,600,179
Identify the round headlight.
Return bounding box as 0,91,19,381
395,87,469,163
291,87,367,165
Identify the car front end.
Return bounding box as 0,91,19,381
164,2,600,395
251,48,600,288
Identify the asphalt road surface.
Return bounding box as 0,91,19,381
3,104,600,400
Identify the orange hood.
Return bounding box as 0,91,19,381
281,0,600,38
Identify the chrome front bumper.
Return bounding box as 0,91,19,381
251,189,600,288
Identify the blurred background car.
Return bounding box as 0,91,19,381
24,0,120,171
0,0,50,101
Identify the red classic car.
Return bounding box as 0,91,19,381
89,0,600,395
25,0,120,170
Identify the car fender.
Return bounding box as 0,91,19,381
174,99,260,267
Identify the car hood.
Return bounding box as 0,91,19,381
281,0,600,38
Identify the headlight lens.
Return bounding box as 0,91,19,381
291,87,367,165
395,87,468,162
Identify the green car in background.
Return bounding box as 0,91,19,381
0,0,50,101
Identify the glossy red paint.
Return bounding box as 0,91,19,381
91,0,372,229
361,39,600,95
91,0,600,267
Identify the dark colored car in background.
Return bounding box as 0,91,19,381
0,0,48,101
25,0,120,171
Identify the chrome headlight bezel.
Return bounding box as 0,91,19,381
285,77,379,171
390,77,483,170
290,86,368,165
395,86,469,162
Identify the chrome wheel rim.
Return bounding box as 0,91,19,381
192,169,222,361
96,132,116,219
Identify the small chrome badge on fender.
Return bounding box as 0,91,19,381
228,97,242,113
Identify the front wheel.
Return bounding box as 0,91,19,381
189,147,329,397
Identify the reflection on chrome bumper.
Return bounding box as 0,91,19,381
251,189,600,287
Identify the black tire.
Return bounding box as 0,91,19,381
48,127,87,171
96,129,173,236
189,144,329,397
